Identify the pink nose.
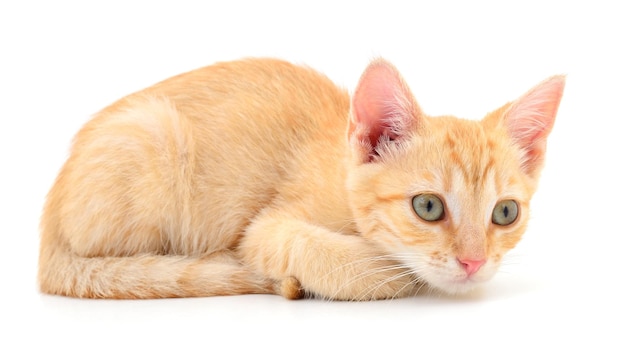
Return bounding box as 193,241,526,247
457,258,486,276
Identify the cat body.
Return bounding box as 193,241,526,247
38,58,564,300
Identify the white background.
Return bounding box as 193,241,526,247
2,1,625,355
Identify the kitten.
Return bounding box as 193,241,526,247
38,58,564,300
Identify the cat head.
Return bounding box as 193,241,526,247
347,59,564,294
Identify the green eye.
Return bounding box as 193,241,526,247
412,194,444,222
492,200,519,226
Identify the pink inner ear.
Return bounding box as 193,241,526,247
353,65,401,143
351,59,418,153
505,75,565,173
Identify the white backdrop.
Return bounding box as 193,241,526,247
2,1,624,355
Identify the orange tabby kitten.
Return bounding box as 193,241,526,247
38,58,564,300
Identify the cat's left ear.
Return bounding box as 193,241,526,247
349,59,422,163
501,75,566,177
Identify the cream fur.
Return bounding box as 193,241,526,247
38,58,564,300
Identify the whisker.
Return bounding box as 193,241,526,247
327,263,409,301
330,253,430,301
317,253,404,281
357,269,417,301
311,249,435,301
354,266,413,300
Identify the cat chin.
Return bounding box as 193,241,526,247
429,279,483,296
422,271,494,296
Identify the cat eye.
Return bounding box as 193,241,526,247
412,194,444,222
492,200,519,226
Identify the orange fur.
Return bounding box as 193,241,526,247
38,58,564,300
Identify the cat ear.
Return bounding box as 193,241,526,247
502,75,565,176
349,59,422,163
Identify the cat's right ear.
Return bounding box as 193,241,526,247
500,75,565,178
349,59,422,163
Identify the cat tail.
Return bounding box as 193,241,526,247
37,223,302,300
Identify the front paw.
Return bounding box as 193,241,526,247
276,276,304,300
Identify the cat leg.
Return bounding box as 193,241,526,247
239,209,420,301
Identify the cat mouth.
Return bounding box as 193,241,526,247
422,270,491,295
404,259,493,295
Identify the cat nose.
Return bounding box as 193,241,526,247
457,258,486,276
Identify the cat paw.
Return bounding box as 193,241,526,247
277,276,304,300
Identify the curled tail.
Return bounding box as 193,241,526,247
38,229,303,299
39,246,262,299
